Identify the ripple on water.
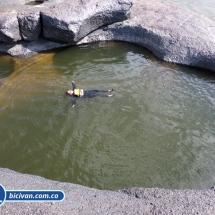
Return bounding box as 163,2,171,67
1,42,215,190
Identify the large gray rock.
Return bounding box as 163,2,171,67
79,0,215,72
0,1,65,43
0,36,68,57
18,11,41,41
0,13,21,43
0,168,215,214
41,0,133,43
1,0,215,73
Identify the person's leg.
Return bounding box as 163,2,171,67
85,91,113,98
85,94,97,98
96,94,114,97
89,89,113,93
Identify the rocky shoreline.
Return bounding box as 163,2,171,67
0,168,215,214
1,0,215,72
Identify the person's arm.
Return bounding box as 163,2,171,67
72,81,76,91
72,96,77,107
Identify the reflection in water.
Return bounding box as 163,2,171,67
1,42,215,190
52,42,150,75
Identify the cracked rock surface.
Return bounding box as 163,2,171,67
0,0,133,57
41,0,132,43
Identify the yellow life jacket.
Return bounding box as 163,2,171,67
74,89,84,97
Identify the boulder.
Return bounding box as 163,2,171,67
0,36,68,57
18,11,41,41
0,0,65,44
78,0,215,72
41,0,133,43
0,13,21,43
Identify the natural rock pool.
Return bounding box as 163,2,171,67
1,42,215,190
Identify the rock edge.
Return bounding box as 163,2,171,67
1,0,215,72
0,168,215,214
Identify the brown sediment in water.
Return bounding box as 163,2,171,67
0,52,58,109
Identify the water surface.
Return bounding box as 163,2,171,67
1,42,215,190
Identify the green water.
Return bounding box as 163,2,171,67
1,42,215,190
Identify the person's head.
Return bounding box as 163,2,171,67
66,90,74,95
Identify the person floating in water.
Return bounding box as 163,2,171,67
66,81,114,107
